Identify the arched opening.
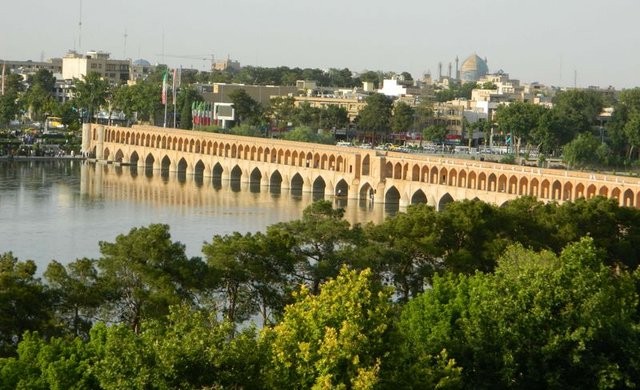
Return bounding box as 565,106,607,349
359,183,374,207
194,160,205,187
563,182,573,201
411,164,420,181
250,168,262,193
411,189,427,204
115,150,124,163
599,186,609,197
144,153,155,177
270,170,283,195
230,166,242,192
291,173,304,198
394,163,402,179
161,156,171,178
552,180,562,200
177,158,188,183
212,163,223,190
362,155,370,175
438,193,454,211
575,183,585,200
623,189,634,207
312,176,326,201
384,186,400,214
611,187,621,202
130,151,139,166
385,162,393,178
541,180,551,199
335,179,349,198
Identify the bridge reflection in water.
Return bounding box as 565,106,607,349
80,162,388,229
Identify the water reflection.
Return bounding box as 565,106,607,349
80,162,388,228
0,160,392,269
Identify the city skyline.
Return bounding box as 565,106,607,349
3,0,639,89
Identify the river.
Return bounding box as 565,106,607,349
0,159,391,271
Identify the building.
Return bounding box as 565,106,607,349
293,95,366,123
460,54,489,82
197,83,298,106
0,58,63,76
212,56,241,72
62,50,130,84
130,59,154,82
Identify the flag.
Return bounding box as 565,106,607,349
172,68,177,104
1,62,5,96
161,70,168,105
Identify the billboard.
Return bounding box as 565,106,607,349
214,103,235,121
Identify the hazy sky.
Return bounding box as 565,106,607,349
3,0,639,89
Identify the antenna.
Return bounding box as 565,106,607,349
78,0,83,52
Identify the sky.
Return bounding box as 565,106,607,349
2,0,640,89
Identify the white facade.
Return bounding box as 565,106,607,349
377,79,407,97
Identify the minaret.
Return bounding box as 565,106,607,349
448,62,452,79
438,62,442,81
455,56,459,80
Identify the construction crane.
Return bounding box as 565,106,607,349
155,54,214,70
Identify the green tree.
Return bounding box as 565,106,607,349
495,101,548,155
0,74,25,126
229,89,262,126
391,101,415,133
282,125,334,145
0,331,99,389
262,267,393,389
435,199,507,274
203,231,295,325
268,96,296,130
0,253,54,357
92,306,262,390
44,258,104,338
72,72,109,124
552,89,604,135
320,104,349,130
398,238,640,388
96,224,206,333
176,86,202,129
267,201,355,294
562,132,602,168
357,93,393,144
292,102,320,129
357,70,382,88
362,204,442,301
423,124,448,144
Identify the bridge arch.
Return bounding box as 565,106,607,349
623,189,634,207
312,176,326,199
411,189,427,204
362,155,370,176
130,151,140,166
438,193,454,211
335,179,349,197
291,173,304,195
114,149,124,163
359,182,374,201
385,186,400,204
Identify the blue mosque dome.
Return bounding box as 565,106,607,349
460,54,488,82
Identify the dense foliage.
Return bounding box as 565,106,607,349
2,196,640,388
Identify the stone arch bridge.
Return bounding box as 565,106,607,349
82,124,640,209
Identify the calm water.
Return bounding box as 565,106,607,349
0,160,389,271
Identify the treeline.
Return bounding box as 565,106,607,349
2,197,640,388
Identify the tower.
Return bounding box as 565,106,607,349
455,56,459,80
